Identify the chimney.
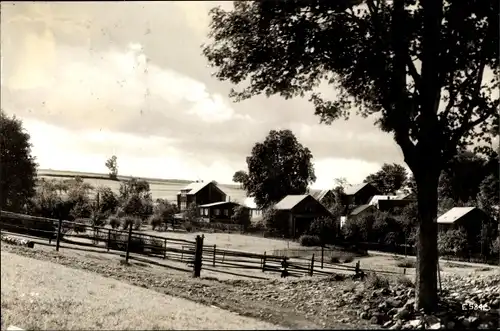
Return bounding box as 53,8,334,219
228,196,231,202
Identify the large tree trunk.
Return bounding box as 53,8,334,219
414,167,441,312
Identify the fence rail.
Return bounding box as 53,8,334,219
0,210,363,279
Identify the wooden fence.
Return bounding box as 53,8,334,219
0,210,363,279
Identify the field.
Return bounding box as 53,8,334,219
1,251,282,330
37,169,249,203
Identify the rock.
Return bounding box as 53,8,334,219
387,298,403,308
360,312,370,320
388,307,398,316
383,320,393,328
370,316,379,324
466,316,480,328
424,315,440,326
408,319,422,328
395,308,411,321
490,299,499,309
428,322,441,330
390,321,403,330
446,321,455,329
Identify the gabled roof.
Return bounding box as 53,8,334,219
178,181,226,196
275,195,310,210
369,195,399,205
344,183,373,195
437,207,477,224
350,204,375,216
198,201,241,208
311,189,332,202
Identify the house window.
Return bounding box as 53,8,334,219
180,201,187,211
214,209,220,216
203,208,209,216
223,209,229,216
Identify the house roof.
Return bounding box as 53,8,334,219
274,195,310,210
344,183,372,195
311,189,331,201
350,204,374,216
178,181,226,196
369,195,399,205
437,207,477,224
198,201,240,208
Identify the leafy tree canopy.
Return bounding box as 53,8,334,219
244,129,316,208
364,163,408,194
0,111,38,212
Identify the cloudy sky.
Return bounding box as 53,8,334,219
0,2,407,189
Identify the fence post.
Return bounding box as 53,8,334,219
321,246,324,269
181,246,184,262
355,260,361,276
55,218,63,252
193,235,204,278
309,254,315,276
222,251,226,263
163,238,167,259
213,244,216,267
107,229,111,251
262,251,267,272
125,224,133,264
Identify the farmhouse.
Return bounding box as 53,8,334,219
437,207,490,240
177,181,227,211
369,195,415,212
349,204,377,220
343,183,380,207
198,201,249,223
274,194,333,238
311,189,336,207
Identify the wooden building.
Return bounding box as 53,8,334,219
177,181,227,212
198,201,249,223
343,183,381,207
311,189,336,207
274,194,333,238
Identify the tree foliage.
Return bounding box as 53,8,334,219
203,0,499,312
118,178,153,221
0,111,38,212
232,170,249,186
364,163,408,194
244,129,316,209
105,155,118,179
231,205,251,230
438,228,468,257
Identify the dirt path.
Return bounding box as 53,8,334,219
1,251,284,330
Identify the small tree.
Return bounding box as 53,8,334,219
184,202,199,222
307,217,337,245
105,155,118,180
364,163,408,195
231,205,251,230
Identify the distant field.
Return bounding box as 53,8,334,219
37,169,249,203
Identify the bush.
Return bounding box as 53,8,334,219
365,273,389,289
149,214,163,231
308,217,337,245
108,216,121,229
122,216,142,230
299,234,321,247
183,222,193,232
395,258,416,268
342,256,354,263
438,228,468,257
491,236,500,255
72,219,88,233
330,256,340,263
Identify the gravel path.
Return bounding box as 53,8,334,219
1,251,283,330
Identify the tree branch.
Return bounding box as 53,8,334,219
407,55,421,87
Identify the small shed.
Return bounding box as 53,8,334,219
437,207,490,240
311,189,336,207
274,194,333,238
343,183,381,206
177,181,227,211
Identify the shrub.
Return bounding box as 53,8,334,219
299,234,321,247
395,258,416,268
72,219,88,233
108,216,121,229
491,236,500,255
330,256,340,263
396,276,414,288
122,216,141,230
149,214,163,231
365,273,389,289
342,256,354,263
438,228,468,257
183,222,193,232
308,217,337,245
